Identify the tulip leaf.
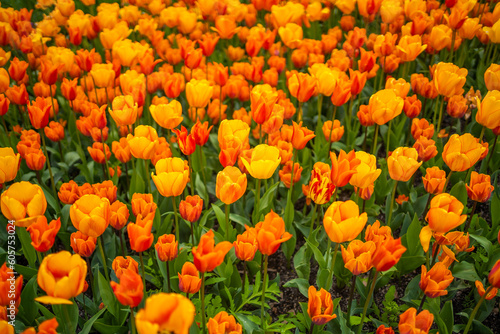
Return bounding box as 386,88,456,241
17,226,36,268
92,320,128,334
469,234,493,256
80,307,107,334
129,170,145,199
440,301,454,334
449,181,467,207
258,181,279,218
14,264,38,281
452,261,481,282
305,237,326,269
97,271,120,318
283,278,309,298
19,276,39,324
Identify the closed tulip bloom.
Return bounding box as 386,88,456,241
419,262,453,298
186,79,213,109
241,144,281,179
173,126,196,156
403,95,422,118
288,72,317,103
330,78,352,107
216,166,247,205
150,100,183,130
44,121,65,142
330,150,360,188
131,193,157,219
112,138,131,164
278,23,303,49
365,220,392,244
178,262,201,294
349,151,381,189
387,147,422,182
323,200,367,243
484,64,500,91
426,193,466,233
466,172,494,203
476,90,500,130
341,239,376,275
207,311,243,334
58,180,80,205
475,281,498,300
27,216,60,253
1,181,47,227
36,251,87,304
70,231,96,258
191,121,213,146
0,147,20,184
192,230,233,273
309,167,335,205
291,121,315,150
233,230,258,262
155,234,178,262
322,120,344,142
93,180,117,203
70,194,110,238
422,167,446,195
112,256,139,279
6,84,29,105
442,133,485,172
250,84,278,125
433,62,468,98
90,63,116,88
135,293,195,334
307,286,337,326
27,97,51,129
376,325,395,334
411,118,434,140
128,216,154,253
399,308,433,334
110,200,129,230
110,269,143,308
371,236,406,272
249,210,292,256
278,161,302,188
368,89,404,125
126,125,159,160
88,142,111,164
152,157,190,198
212,15,240,39
109,95,138,127
488,260,500,288
428,25,452,52
446,95,468,118
413,136,438,162
8,57,29,82
179,195,203,223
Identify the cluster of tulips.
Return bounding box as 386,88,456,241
1,0,500,333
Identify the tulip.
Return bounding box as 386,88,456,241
411,118,434,140
324,200,367,244
186,79,213,109
291,121,315,150
433,62,468,98
341,240,376,275
135,293,195,334
240,144,281,180
426,193,466,234
376,325,395,334
36,251,87,304
155,234,178,262
126,125,159,160
109,95,138,127
446,95,468,118
247,210,292,256
152,157,190,198
192,230,233,273
398,308,433,334
278,23,303,49
70,231,96,258
70,194,110,238
322,120,344,142
413,136,438,162
387,147,422,182
476,90,500,130
0,263,23,308
27,97,51,129
179,195,203,223
0,147,20,184
216,166,247,205
422,167,446,195
419,262,453,298
466,172,494,203
173,126,196,156
368,89,404,126
278,161,303,188
58,180,80,205
233,230,258,262
110,269,143,307
112,256,139,279
191,121,213,146
330,150,360,188
150,100,183,130
27,216,60,253
349,151,381,189
1,181,47,227
287,72,317,104
212,15,240,39
90,63,116,88
442,133,485,172
307,286,337,326
109,200,129,230
178,262,201,294
207,311,243,334
112,138,131,164
484,64,500,91
475,281,498,300
308,166,335,206
396,35,427,62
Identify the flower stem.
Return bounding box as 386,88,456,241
443,170,453,192
188,154,195,196
346,274,357,326
143,159,150,193
356,271,379,334
253,178,262,225
130,307,137,334
166,260,171,293
463,286,493,334
386,181,398,227
417,294,427,312
200,272,207,334
139,252,147,295
172,196,179,241
325,243,340,290
97,236,110,281
261,255,269,329
372,124,379,156
386,120,392,156
464,201,478,233
436,96,445,134
62,303,76,334
39,129,61,215
225,204,231,241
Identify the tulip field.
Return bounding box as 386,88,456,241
2,0,500,333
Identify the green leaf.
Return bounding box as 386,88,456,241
19,276,39,324
17,227,36,268
470,234,493,256
93,320,128,334
129,170,145,199
440,301,454,334
80,307,107,334
305,237,326,269
283,278,310,297
97,272,119,318
453,261,481,282
450,181,468,207
258,181,279,217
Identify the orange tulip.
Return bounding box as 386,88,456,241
150,100,183,130
323,200,367,243
426,193,467,233
396,35,427,62
155,234,178,262
178,262,201,294
8,57,29,82
173,126,196,156
128,215,154,253
349,151,381,189
40,60,63,86
488,260,500,288
88,142,111,164
330,78,352,107
6,84,29,105
419,262,453,298
44,121,65,142
248,210,292,256
207,311,243,334
27,216,60,253
112,138,131,164
433,62,468,98
192,230,233,273
322,120,344,142
399,308,433,334
216,166,247,205
288,72,317,103
278,161,303,188
109,95,138,127
446,95,468,118
70,194,110,238
307,286,337,326
466,172,494,203
371,236,406,272
442,133,485,172
413,136,438,162
278,23,303,49
131,193,156,219
135,293,195,334
233,230,258,262
403,95,422,119
387,147,422,182
110,269,143,307
36,251,87,304
0,262,23,309
341,240,376,275
484,64,500,91
0,147,20,184
291,121,315,150
179,195,203,223
70,231,97,258
476,90,500,130
411,118,434,140
126,125,159,160
308,165,335,205
368,89,404,125
212,15,240,39
90,63,116,88
422,167,446,195
330,150,360,188
250,84,278,125
1,181,47,227
58,180,80,205
27,97,51,129
475,280,498,300
152,157,190,198
112,256,139,279
109,200,129,230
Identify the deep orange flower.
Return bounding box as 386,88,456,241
475,281,498,300
376,325,395,334
152,157,190,198
250,84,279,125
341,240,376,275
476,90,500,130
58,180,80,205
40,60,63,85
422,167,446,195
8,57,29,82
110,269,143,308
247,210,292,256
173,126,196,156
308,165,335,205
1,181,47,227
128,215,154,253
411,118,434,140
433,62,468,98
24,148,45,171
323,200,367,243
109,95,138,127
127,125,159,160
442,133,485,172
484,64,500,91
322,120,344,142
330,149,360,188
179,195,203,223
36,251,87,305
191,121,213,146
6,84,29,105
112,138,131,164
426,193,467,233
387,147,422,182
199,33,220,57
0,94,10,116
399,308,433,334
307,286,337,326
403,95,422,118
371,236,406,272
278,161,303,188
153,234,178,263
109,200,129,230
0,263,23,309
446,95,468,118
488,260,500,288
233,230,258,262
288,72,317,103
368,89,404,125
92,180,117,203
70,231,96,258
207,311,243,334
192,230,233,273
112,256,139,279
178,262,201,294
27,97,51,129
216,166,247,205
420,262,453,298
413,136,438,162
466,172,494,203
44,121,65,142
131,193,156,219
26,216,60,253
88,142,111,164
70,194,110,238
149,100,183,130
212,15,240,39
291,121,315,150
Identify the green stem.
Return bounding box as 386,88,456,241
253,178,262,224
139,252,147,295
372,124,379,156
356,271,379,334
464,201,477,233
172,196,179,242
329,106,338,152
485,135,498,173
39,129,61,215
443,170,453,193
346,274,356,326
143,159,150,193
308,203,318,238
463,286,493,334
198,148,208,209
449,30,457,62
417,294,427,313
225,204,231,241
386,181,398,227
130,307,137,334
62,303,76,334
386,120,392,156
200,273,207,334
261,255,269,329
97,236,110,281
325,243,340,290
166,260,171,293
188,154,195,196
436,96,445,134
